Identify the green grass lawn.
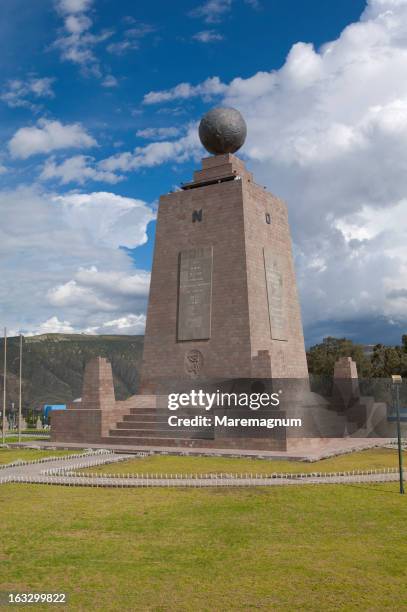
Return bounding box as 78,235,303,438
0,483,405,611
0,448,81,465
78,447,406,476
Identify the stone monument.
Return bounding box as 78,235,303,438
52,109,394,451
140,107,308,393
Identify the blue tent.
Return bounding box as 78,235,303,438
43,404,66,421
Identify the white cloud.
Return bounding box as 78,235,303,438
64,13,92,34
0,186,154,335
56,0,92,14
53,0,112,78
107,23,155,55
1,77,55,109
213,0,407,331
143,76,227,104
107,40,139,55
53,191,155,248
189,0,258,22
48,279,117,312
99,314,146,334
40,155,122,184
101,75,118,88
99,123,201,172
189,0,232,23
36,316,75,334
53,31,113,78
38,126,195,184
75,266,150,297
9,119,96,159
47,266,150,313
136,126,181,139
19,312,146,336
192,30,224,42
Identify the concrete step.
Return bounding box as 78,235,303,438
109,428,190,438
105,436,218,447
119,395,158,409
128,409,170,417
109,428,213,439
122,414,165,422
117,420,169,430
103,436,283,450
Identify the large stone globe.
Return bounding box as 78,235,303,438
199,107,247,155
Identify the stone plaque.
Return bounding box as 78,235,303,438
177,246,213,341
263,249,287,341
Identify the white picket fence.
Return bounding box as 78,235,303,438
0,448,116,471
0,466,402,488
0,446,403,488
47,466,400,479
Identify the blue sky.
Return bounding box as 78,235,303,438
1,0,407,347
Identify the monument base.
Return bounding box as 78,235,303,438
51,358,403,451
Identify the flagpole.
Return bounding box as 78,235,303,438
18,334,23,443
2,328,6,445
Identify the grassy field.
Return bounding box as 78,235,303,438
78,447,406,476
0,448,81,465
0,482,405,611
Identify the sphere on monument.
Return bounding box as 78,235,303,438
199,107,247,155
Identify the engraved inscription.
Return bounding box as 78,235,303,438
263,249,287,341
177,246,213,341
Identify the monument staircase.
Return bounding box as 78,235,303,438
104,395,216,448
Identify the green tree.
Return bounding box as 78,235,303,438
371,343,407,377
306,337,372,377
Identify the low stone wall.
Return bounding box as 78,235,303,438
50,409,102,444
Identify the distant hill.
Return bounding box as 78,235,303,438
0,334,144,414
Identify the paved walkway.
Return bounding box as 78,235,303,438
7,437,395,461
0,451,131,482
0,450,402,488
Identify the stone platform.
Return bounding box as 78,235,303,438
51,388,287,451
51,357,399,453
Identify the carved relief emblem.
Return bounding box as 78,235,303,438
184,349,204,378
